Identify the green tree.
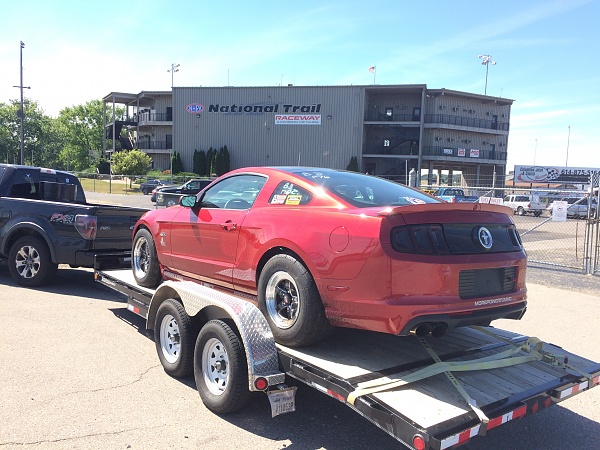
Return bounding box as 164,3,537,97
193,149,206,175
171,150,184,174
346,156,359,172
206,147,216,176
111,149,152,184
56,100,106,171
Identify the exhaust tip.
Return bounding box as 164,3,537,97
410,323,433,337
431,323,449,338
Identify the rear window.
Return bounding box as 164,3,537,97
294,170,439,208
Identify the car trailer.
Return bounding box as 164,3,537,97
95,268,600,450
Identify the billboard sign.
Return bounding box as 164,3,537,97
515,165,600,184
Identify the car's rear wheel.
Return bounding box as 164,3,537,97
132,228,162,288
258,254,330,347
516,206,525,216
142,188,149,195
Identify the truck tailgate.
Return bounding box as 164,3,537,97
92,206,147,250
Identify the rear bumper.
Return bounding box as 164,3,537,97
397,301,527,336
74,250,132,269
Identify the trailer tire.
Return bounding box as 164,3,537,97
154,299,195,378
258,254,331,347
132,228,162,288
195,320,251,414
8,235,57,287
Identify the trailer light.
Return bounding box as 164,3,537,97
413,435,426,450
254,377,268,391
531,401,539,413
544,397,553,408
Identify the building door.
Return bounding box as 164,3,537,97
166,107,173,121
491,114,498,130
412,107,421,121
166,134,172,149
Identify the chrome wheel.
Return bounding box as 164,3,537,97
159,314,181,364
132,235,151,278
202,337,229,396
14,244,41,279
265,271,300,329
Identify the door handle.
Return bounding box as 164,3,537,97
221,221,237,231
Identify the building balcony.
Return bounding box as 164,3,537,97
424,114,509,132
137,140,171,150
364,112,420,122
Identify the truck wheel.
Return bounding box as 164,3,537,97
516,206,525,216
534,210,542,217
194,320,251,414
258,254,331,347
142,188,149,195
132,229,162,288
8,236,57,287
154,298,195,378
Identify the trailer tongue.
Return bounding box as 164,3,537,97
95,269,600,450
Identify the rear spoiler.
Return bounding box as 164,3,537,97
377,202,513,216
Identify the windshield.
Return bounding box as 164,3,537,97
293,170,439,208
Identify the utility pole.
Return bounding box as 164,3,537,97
13,41,31,165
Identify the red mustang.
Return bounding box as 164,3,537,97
132,167,527,346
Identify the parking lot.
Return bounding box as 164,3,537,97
1,191,598,449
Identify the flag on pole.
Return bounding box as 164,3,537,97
368,66,376,73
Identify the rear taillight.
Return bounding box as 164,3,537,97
75,215,97,240
391,225,450,254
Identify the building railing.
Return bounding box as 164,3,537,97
364,112,419,122
137,140,169,150
422,146,507,161
138,112,172,122
424,114,509,131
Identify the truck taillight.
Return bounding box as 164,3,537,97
75,215,97,240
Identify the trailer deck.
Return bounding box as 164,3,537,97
96,269,600,450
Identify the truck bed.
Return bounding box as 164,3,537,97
96,269,600,450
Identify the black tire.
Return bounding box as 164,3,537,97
154,299,195,378
258,254,330,347
8,235,57,287
132,229,162,288
194,320,251,414
142,188,149,195
516,206,525,216
534,210,542,217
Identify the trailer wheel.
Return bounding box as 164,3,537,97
154,299,195,378
195,320,251,414
258,254,331,347
8,236,57,287
132,229,162,288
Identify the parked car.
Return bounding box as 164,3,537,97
154,178,213,206
139,179,171,195
433,187,479,202
503,194,546,216
131,167,527,347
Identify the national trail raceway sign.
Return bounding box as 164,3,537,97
275,115,321,125
514,165,600,184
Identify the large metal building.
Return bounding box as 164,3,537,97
104,84,513,187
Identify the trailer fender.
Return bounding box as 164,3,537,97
148,280,284,391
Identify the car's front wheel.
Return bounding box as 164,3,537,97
258,254,330,347
516,206,525,216
132,229,162,288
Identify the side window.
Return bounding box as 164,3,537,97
201,174,266,209
269,181,312,205
9,171,40,199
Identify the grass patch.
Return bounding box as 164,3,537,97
79,178,142,195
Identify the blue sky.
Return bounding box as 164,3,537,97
1,0,598,171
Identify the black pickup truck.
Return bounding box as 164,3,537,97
0,164,147,287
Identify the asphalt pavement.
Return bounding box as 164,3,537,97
0,190,597,449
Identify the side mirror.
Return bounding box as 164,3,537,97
180,195,197,208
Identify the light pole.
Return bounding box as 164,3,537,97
565,125,571,167
13,41,31,165
478,54,496,95
168,63,180,88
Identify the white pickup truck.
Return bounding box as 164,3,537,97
503,194,546,216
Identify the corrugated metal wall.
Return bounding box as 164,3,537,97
173,86,365,172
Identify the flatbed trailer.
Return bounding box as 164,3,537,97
95,268,600,450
